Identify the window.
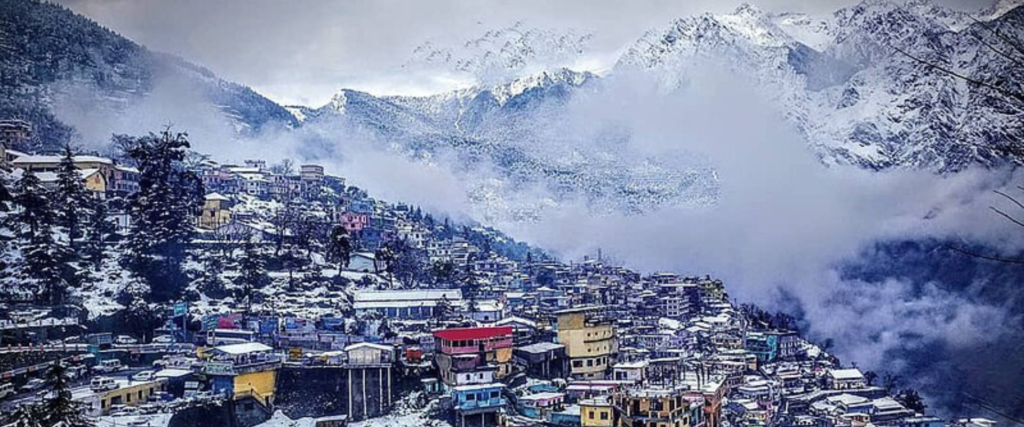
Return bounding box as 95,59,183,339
587,359,594,367
573,361,583,368
490,391,499,399
588,411,595,419
601,412,609,420
466,393,476,401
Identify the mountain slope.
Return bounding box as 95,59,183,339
312,69,720,220
0,0,297,151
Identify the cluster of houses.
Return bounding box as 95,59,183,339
178,262,951,427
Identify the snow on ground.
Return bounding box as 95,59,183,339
658,317,683,331
255,411,453,427
255,411,317,427
95,413,173,427
350,413,453,427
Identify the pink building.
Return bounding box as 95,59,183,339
338,211,370,233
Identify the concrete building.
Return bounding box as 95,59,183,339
353,289,463,319
580,396,615,427
827,368,867,390
514,342,568,379
203,342,282,407
343,343,395,421
556,306,618,380
0,119,31,170
434,326,514,386
300,164,325,181
198,193,233,229
615,385,705,427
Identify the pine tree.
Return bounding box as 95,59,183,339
42,362,93,427
10,170,68,305
236,240,269,318
4,403,46,427
120,130,204,301
54,145,90,253
197,255,229,299
83,198,114,268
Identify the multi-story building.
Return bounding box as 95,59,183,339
826,368,867,390
556,306,618,380
198,193,233,229
615,385,704,427
0,119,31,170
10,153,139,197
353,289,462,320
300,164,324,181
581,396,616,427
450,382,507,427
433,326,514,386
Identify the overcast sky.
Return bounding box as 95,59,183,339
54,0,996,106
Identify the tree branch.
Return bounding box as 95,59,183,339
889,44,1024,104
945,244,1024,265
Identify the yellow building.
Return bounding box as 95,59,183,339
198,193,233,229
35,168,107,194
556,306,618,380
204,342,282,407
234,369,277,403
581,396,615,427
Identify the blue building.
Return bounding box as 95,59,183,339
451,383,506,427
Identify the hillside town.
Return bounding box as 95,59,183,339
0,120,1000,427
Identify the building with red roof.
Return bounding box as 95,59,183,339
433,326,514,386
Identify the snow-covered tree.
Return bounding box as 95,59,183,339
236,240,269,317
120,130,204,301
54,145,90,253
82,198,115,269
42,362,94,427
9,170,69,305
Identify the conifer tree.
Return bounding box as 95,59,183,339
42,362,93,427
236,239,269,318
54,145,90,253
10,170,68,305
119,130,204,301
83,198,114,268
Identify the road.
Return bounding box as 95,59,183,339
0,367,149,412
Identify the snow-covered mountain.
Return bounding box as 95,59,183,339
617,0,1024,171
307,0,1023,220
0,0,297,152
309,68,720,220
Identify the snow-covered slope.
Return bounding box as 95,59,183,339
0,0,297,151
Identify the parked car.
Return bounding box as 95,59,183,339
90,377,117,392
152,335,174,344
0,382,14,399
109,404,139,416
93,359,125,373
115,335,138,345
133,370,156,382
20,378,45,392
63,365,88,381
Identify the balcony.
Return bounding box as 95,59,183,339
203,356,282,375
454,397,507,412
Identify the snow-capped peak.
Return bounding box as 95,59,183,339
978,0,1024,21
